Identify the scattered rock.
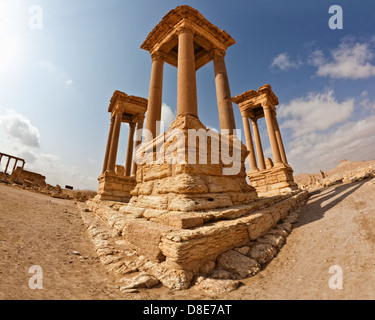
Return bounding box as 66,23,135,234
72,251,80,256
248,243,277,265
199,261,216,274
120,273,159,290
210,268,237,280
194,276,242,295
217,250,261,278
257,234,285,250
234,246,251,256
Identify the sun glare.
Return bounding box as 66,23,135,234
0,1,23,71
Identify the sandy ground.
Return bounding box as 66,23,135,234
0,179,374,300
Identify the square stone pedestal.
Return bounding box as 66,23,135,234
95,171,136,202
248,164,298,197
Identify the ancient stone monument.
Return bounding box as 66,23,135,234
95,91,148,202
0,152,25,177
86,5,308,291
232,85,298,197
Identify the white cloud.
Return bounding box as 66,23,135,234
309,39,375,79
160,103,176,131
271,53,302,71
278,89,354,136
0,108,40,147
287,116,375,172
0,108,96,190
278,89,375,173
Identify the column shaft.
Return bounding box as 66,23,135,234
177,30,198,117
125,123,136,177
145,55,164,141
251,119,266,171
242,116,258,171
102,118,115,173
107,112,122,172
4,157,10,175
213,53,236,134
272,112,288,164
12,160,17,175
263,105,282,164
132,116,144,175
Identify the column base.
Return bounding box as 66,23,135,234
95,170,136,203
248,163,299,197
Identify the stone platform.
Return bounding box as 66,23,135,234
84,189,308,290
95,170,136,203
248,163,298,197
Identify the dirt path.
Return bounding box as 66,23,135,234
0,180,374,300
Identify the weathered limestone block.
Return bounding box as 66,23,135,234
120,273,159,290
248,243,277,265
142,261,194,291
257,234,285,250
159,219,249,270
194,277,242,295
122,219,174,261
119,205,145,218
217,250,261,278
205,176,241,193
234,246,251,256
229,191,258,205
211,269,237,280
173,163,223,176
199,261,216,274
143,208,169,220
130,180,154,196
156,174,208,194
128,194,169,210
246,211,276,240
157,212,204,229
168,193,233,212
143,163,172,182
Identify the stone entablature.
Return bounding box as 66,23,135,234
141,5,235,71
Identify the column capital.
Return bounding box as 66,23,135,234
210,47,226,58
151,51,165,62
129,122,137,130
261,101,274,111
175,25,195,36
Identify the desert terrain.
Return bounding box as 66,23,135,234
0,160,374,300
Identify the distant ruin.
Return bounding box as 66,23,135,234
0,152,46,187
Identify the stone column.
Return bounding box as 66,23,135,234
213,49,236,134
12,160,18,175
102,117,115,173
132,116,145,175
21,161,25,171
145,52,164,141
107,111,122,172
250,118,266,171
4,157,10,175
263,103,282,165
125,122,136,177
272,111,288,164
242,115,258,171
177,27,198,117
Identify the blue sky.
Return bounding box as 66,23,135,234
1,0,375,189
